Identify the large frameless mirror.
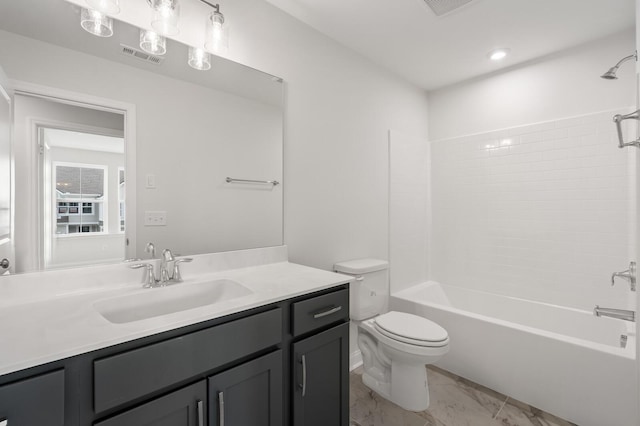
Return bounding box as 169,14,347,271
0,0,284,274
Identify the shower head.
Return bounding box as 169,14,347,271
601,67,619,80
601,52,637,80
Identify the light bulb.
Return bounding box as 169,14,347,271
140,29,167,55
188,47,211,71
150,0,180,36
205,10,228,54
80,8,113,37
86,0,120,15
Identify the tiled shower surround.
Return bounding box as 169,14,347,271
430,109,635,310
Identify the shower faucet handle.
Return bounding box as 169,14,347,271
611,261,636,291
612,110,640,149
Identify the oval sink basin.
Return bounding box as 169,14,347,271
94,279,253,324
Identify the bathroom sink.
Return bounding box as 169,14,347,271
94,279,253,324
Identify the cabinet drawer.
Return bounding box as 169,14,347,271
0,369,65,426
94,308,282,414
291,289,349,336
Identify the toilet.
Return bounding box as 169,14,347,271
334,259,449,412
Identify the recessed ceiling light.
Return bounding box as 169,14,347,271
489,48,510,61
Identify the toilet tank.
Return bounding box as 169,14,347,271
333,259,389,321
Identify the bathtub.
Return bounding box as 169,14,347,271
391,281,637,426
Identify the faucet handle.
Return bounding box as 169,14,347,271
172,258,193,283
162,248,174,262
611,261,636,291
145,242,156,259
130,263,157,288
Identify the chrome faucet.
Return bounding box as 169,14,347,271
160,249,175,284
160,249,193,284
594,305,635,322
611,261,636,291
129,249,193,288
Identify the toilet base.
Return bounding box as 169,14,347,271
361,360,430,412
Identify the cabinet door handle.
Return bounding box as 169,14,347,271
196,399,204,426
313,305,342,319
300,354,307,397
218,391,225,426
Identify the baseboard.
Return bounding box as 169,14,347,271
350,350,363,371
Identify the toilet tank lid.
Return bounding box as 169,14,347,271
333,258,389,274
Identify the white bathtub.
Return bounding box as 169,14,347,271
391,281,637,426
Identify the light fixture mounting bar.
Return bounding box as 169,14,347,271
199,0,220,13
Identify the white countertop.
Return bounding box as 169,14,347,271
0,247,352,376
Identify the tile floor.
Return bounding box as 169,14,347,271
349,366,576,426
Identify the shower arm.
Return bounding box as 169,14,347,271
612,53,637,70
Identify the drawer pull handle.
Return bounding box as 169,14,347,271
218,391,225,426
300,354,307,397
313,305,342,319
197,399,204,426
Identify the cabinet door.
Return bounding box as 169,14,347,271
94,381,206,426
208,350,283,426
0,370,64,426
292,322,349,426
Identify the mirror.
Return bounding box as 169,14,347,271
0,0,284,273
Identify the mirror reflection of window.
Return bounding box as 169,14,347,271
55,164,106,235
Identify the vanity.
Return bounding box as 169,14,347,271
0,247,351,426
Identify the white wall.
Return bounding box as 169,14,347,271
430,110,634,309
389,130,430,294
426,31,637,310
228,0,431,269
429,30,636,141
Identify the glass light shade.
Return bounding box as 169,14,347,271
204,11,228,54
80,8,113,37
140,29,167,55
188,47,211,71
86,0,120,15
150,0,180,36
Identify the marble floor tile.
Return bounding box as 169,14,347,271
350,366,575,426
494,399,576,426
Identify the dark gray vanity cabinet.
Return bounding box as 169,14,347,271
0,284,350,426
94,381,207,426
0,369,65,426
292,323,350,426
291,288,350,426
208,350,283,426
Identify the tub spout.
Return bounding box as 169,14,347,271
593,305,635,322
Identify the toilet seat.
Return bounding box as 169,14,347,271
373,311,449,347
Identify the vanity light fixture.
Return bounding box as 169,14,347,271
488,48,510,61
85,0,120,15
188,46,212,70
148,0,181,36
80,8,114,37
140,29,167,55
203,1,228,54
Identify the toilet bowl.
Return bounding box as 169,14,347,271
333,259,449,412
357,311,449,411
